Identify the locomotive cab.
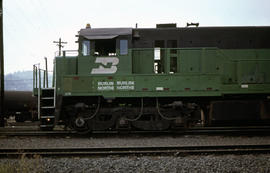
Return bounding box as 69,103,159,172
78,28,132,75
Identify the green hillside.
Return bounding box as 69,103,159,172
5,71,52,91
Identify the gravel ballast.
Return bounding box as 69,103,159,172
1,135,270,172
1,135,270,149
0,154,270,172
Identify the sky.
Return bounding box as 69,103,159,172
3,0,270,74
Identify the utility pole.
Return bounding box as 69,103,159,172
53,38,67,56
0,0,4,127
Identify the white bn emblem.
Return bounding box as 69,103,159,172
91,57,119,74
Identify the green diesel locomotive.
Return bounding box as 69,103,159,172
33,24,270,132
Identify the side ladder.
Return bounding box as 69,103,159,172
39,88,55,130
34,57,56,131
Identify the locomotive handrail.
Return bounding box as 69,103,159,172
33,58,53,90
33,67,51,89
131,47,218,50
55,50,78,57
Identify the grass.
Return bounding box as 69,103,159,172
0,154,43,173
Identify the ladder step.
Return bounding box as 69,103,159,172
41,106,55,109
40,116,55,119
40,124,54,128
41,97,54,100
41,87,55,90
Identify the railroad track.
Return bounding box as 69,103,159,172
0,130,76,136
1,145,270,157
1,126,270,136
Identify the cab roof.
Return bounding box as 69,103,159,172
79,28,132,40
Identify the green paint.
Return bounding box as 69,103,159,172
49,48,270,98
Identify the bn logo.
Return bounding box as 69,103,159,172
91,57,119,74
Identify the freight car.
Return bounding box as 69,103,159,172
4,91,36,122
33,24,270,132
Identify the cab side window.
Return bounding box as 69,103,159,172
120,40,128,55
95,39,116,56
82,40,90,56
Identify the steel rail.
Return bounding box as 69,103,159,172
1,145,270,157
1,126,270,136
0,130,76,136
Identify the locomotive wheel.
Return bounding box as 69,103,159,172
71,116,92,134
65,101,99,133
